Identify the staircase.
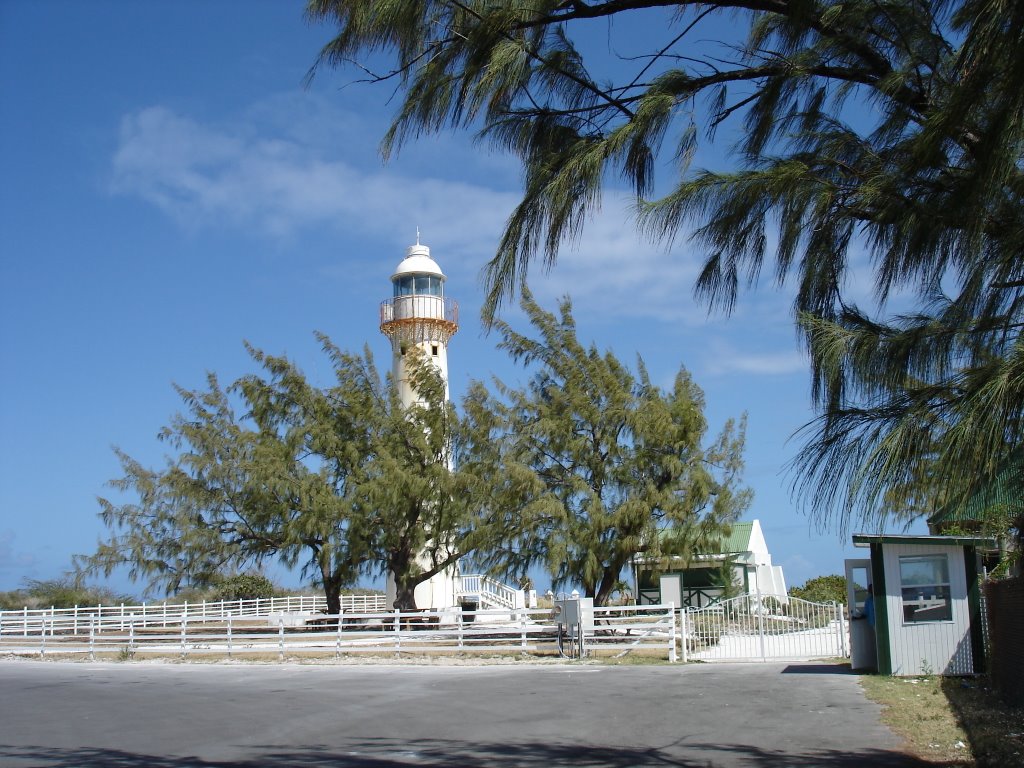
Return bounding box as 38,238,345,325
457,574,522,610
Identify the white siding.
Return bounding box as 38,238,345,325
881,543,974,675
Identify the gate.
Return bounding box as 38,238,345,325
681,594,848,662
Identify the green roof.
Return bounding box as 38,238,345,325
928,454,1023,530
701,522,753,555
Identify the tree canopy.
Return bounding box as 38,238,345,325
308,0,1024,538
468,292,751,605
82,339,484,612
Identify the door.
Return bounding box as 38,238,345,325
845,558,876,670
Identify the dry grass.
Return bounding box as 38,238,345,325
859,674,1024,767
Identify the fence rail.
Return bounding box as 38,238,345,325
0,594,387,637
0,604,679,661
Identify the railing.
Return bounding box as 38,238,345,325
0,604,680,661
0,594,388,637
457,574,522,610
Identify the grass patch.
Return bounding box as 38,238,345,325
860,674,1023,767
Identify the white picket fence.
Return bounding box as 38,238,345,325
0,594,386,637
0,604,680,661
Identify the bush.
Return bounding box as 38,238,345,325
788,575,846,604
207,573,277,602
0,577,134,610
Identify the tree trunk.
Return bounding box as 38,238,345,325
594,567,619,607
393,581,418,611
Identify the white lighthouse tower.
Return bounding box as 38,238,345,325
379,237,460,610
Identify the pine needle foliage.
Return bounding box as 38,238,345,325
308,0,1024,537
81,339,486,613
467,291,751,605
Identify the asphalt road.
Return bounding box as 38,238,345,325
0,659,927,767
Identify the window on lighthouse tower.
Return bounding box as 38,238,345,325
393,274,443,297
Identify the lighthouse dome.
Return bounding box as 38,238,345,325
392,243,445,280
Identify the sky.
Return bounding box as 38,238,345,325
0,0,924,598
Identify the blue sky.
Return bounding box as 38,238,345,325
0,1,921,597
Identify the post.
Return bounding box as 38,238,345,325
73,604,78,635
394,608,401,656
755,579,766,662
129,620,135,657
457,607,464,650
180,618,188,659
836,603,848,658
520,608,528,652
336,612,343,659
89,618,95,661
680,609,688,664
278,617,285,662
39,616,46,657
163,602,167,628
227,615,233,660
120,602,125,631
668,603,677,663
23,606,28,637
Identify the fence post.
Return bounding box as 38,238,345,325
336,611,343,659
668,604,677,663
73,604,78,635
180,618,188,659
755,580,766,662
227,615,233,660
163,602,167,628
278,617,285,662
129,620,135,657
23,606,28,637
120,603,125,631
394,609,401,656
0,609,4,637
97,603,103,634
39,616,46,657
836,603,848,658
520,608,528,652
89,618,95,661
457,607,464,650
680,609,688,664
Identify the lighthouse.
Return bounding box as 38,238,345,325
379,237,460,610
380,237,459,409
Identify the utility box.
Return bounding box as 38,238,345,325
552,596,595,632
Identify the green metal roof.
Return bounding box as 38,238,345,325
927,454,1023,529
701,522,754,555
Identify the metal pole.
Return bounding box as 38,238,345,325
755,579,766,662
680,609,688,663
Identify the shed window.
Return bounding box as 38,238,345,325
899,554,952,623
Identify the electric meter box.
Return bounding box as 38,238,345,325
552,597,595,631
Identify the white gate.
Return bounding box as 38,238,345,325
681,594,848,662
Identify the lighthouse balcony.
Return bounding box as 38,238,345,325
381,295,458,325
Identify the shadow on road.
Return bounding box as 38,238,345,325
780,663,854,675
0,738,935,767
